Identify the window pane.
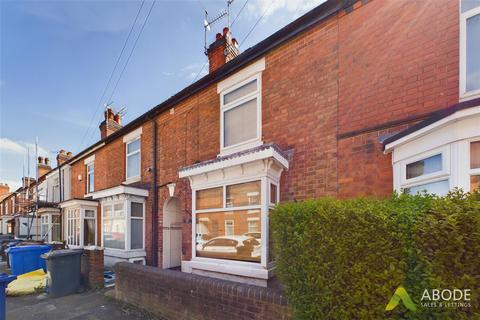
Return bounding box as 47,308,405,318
127,139,140,154
406,154,442,179
131,202,143,218
52,224,61,242
270,183,277,204
462,0,480,13
224,98,257,147
467,14,480,92
196,187,223,210
223,79,257,104
226,181,261,207
127,152,140,178
471,175,480,191
131,219,143,249
85,210,95,218
84,219,95,246
196,210,261,262
471,141,480,169
404,180,449,196
103,218,125,249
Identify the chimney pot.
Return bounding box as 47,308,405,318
45,158,50,165
207,27,240,73
100,107,123,139
38,156,43,164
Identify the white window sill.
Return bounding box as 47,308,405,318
123,176,141,185
460,90,480,102
182,258,273,280
219,140,263,157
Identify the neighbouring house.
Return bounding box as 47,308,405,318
1,0,479,287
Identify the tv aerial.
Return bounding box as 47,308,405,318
204,0,234,55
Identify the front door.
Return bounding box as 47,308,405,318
162,198,182,269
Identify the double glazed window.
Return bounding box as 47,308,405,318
65,207,96,247
195,180,262,263
87,163,94,193
103,201,144,250
402,150,449,196
470,141,480,191
220,76,261,153
461,0,480,98
41,214,61,242
126,138,141,180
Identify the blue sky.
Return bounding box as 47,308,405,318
0,0,323,190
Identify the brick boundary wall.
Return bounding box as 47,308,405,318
114,262,291,320
81,247,104,289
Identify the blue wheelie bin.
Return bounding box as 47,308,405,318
6,245,52,276
0,273,16,320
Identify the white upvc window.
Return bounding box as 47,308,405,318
399,147,450,196
102,199,145,251
87,163,94,193
469,139,480,191
65,206,97,247
126,138,141,181
40,213,61,242
220,75,262,155
194,179,266,264
460,0,480,100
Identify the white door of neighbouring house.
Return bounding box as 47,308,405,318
162,197,182,269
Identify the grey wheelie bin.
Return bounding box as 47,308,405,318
41,249,83,297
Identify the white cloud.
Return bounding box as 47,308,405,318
0,138,50,158
247,0,326,19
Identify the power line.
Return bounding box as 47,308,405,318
86,0,156,146
231,0,249,27
239,0,275,47
191,60,208,83
79,0,146,148
107,0,156,104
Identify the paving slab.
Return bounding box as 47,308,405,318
6,289,164,320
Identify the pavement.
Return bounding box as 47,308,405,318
7,289,164,320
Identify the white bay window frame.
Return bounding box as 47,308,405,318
100,197,145,252
460,2,480,100
60,200,98,248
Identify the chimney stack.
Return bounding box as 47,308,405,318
207,27,239,73
56,149,73,166
0,183,10,197
99,107,123,140
38,156,51,178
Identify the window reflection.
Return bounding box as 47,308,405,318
226,181,261,207
196,210,261,262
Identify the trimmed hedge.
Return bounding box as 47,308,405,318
270,190,480,319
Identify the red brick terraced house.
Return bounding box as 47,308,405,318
9,0,478,286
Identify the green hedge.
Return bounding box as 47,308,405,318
270,190,480,319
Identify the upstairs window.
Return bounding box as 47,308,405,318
461,0,480,99
87,163,94,193
126,138,141,180
220,76,261,154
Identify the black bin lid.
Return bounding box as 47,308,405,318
41,249,83,259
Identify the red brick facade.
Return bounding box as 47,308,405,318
65,0,460,267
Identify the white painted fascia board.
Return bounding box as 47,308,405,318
89,185,149,199
385,106,480,152
179,147,289,178
84,154,95,165
59,199,98,208
123,127,143,143
217,58,266,93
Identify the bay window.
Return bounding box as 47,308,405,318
61,200,98,248
102,199,144,251
470,140,480,191
40,213,61,243
460,0,480,99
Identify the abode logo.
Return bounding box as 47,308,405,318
385,286,472,312
385,286,417,311
420,289,472,309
